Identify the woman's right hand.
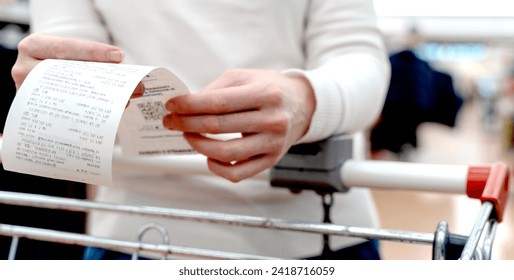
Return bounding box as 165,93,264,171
11,32,125,90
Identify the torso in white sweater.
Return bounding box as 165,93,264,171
30,0,390,258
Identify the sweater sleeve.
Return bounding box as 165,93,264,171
288,0,390,144
29,0,111,43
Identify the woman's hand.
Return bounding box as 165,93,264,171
163,69,316,182
11,32,124,90
11,32,145,103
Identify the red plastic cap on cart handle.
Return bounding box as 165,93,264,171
467,165,491,199
466,162,510,222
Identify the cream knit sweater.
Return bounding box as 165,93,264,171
29,0,390,258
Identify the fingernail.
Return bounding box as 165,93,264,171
165,101,176,112
133,82,145,97
107,50,124,62
162,115,174,129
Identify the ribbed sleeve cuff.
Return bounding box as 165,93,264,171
281,68,344,144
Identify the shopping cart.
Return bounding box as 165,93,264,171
0,135,510,260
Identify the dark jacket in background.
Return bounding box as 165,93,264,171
371,50,463,153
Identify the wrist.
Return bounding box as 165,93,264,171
282,71,316,142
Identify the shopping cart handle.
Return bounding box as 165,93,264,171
466,162,510,222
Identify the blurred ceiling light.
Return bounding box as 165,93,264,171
374,0,514,17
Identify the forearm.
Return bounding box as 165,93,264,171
301,53,390,143
293,0,390,143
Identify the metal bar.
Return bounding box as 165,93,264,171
460,202,494,260
0,224,278,260
0,137,3,163
481,220,498,260
0,190,434,244
342,160,469,194
8,236,19,260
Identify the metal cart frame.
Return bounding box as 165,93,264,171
0,135,510,260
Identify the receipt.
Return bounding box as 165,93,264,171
2,59,192,186
117,67,194,156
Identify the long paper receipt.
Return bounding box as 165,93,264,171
2,59,194,186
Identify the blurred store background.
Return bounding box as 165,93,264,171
0,0,513,260
0,0,87,260
372,0,514,260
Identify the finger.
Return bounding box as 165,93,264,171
131,82,145,99
165,85,270,114
19,33,124,63
201,69,250,91
126,82,146,108
11,57,41,90
163,110,288,134
207,155,275,183
183,132,282,164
